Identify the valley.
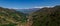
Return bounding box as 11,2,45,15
0,5,60,26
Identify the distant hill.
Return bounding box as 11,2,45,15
16,8,40,14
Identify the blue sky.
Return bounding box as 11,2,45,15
0,0,60,9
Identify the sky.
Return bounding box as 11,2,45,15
0,0,60,9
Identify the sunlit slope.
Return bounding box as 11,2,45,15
30,5,60,26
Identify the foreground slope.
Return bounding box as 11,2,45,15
0,7,27,26
29,5,60,26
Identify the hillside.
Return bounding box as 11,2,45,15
0,7,27,26
29,5,60,26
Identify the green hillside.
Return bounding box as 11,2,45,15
0,7,27,26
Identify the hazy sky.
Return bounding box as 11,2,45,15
0,0,60,9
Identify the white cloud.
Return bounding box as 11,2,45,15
9,8,29,9
7,6,54,9
34,6,54,8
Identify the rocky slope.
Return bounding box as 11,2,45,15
29,5,60,26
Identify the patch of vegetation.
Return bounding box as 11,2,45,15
0,23,16,26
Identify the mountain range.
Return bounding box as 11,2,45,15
16,8,41,14
0,5,60,26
